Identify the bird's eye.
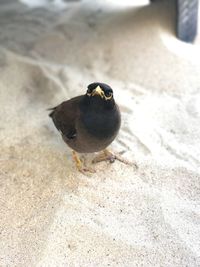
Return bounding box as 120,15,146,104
105,91,112,98
87,89,92,95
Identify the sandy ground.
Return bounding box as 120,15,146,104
0,0,200,266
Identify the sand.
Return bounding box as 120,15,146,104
0,0,200,266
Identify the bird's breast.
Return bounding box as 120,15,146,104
80,108,121,140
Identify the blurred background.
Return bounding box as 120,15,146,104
0,1,200,267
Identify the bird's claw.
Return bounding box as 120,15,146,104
92,149,138,168
79,167,96,174
72,151,96,174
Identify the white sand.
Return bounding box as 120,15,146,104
0,0,200,266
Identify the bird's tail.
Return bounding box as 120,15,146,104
47,107,56,118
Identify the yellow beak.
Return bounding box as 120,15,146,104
92,86,104,98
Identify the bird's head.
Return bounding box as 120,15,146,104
86,82,113,101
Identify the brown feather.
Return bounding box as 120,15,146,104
49,95,82,139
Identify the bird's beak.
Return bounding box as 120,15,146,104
92,86,104,98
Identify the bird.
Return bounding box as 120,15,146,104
49,82,125,173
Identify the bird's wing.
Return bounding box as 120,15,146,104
49,96,82,139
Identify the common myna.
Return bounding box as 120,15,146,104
49,82,127,172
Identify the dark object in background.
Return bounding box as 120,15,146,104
176,0,199,42
49,83,121,172
151,0,199,43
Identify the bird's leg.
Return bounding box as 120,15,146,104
72,151,83,171
92,149,137,167
72,151,95,173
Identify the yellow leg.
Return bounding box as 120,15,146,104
72,151,82,171
72,151,96,173
92,149,114,164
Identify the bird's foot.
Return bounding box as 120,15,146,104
92,149,137,168
72,151,96,174
92,149,115,164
